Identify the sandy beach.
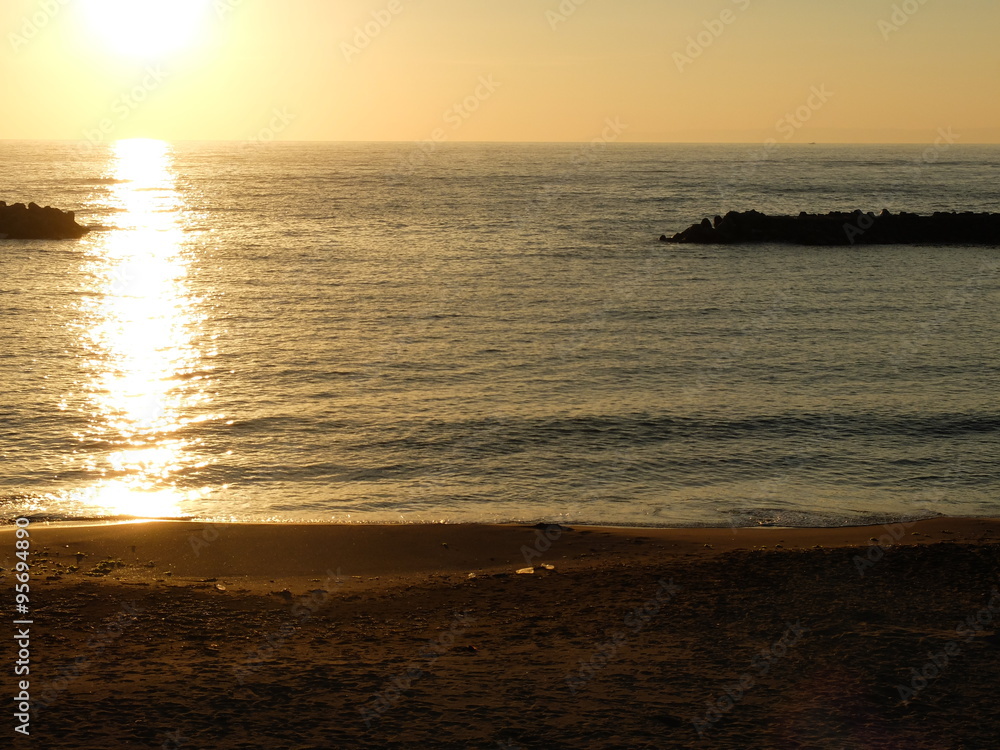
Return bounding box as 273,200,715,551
4,517,1000,749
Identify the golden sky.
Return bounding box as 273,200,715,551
2,0,998,144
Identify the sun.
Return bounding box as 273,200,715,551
79,0,211,60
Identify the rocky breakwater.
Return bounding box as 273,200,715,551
0,201,89,240
661,210,1000,246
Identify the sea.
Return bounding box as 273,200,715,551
2,140,999,527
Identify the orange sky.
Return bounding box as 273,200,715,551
2,0,998,144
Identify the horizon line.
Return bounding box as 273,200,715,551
3,138,1000,147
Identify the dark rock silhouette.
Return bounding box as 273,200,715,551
0,201,88,240
661,210,1000,246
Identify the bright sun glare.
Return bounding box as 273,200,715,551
80,0,210,60
64,138,213,519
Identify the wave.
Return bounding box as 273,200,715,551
64,177,131,185
360,411,1000,453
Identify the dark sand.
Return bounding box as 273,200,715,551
3,518,1000,749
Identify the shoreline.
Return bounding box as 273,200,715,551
4,516,998,588
9,513,996,533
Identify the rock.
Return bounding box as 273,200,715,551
661,210,1000,246
0,201,88,240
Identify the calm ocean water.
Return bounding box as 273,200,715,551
2,140,999,527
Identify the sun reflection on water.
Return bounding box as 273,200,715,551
67,139,212,518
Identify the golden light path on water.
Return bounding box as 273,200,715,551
65,139,213,518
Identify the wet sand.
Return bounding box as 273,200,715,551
4,517,1000,749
